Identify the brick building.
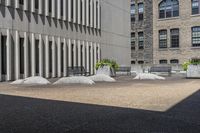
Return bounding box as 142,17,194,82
153,0,200,66
130,0,153,65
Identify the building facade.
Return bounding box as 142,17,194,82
130,0,153,65
0,0,130,81
153,0,200,66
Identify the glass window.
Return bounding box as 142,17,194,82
138,3,144,21
131,4,136,22
192,0,200,15
192,26,200,47
61,0,63,17
35,0,39,9
170,59,179,64
159,30,167,48
159,0,179,19
19,0,24,5
138,32,144,50
131,32,135,50
131,61,136,64
160,60,168,64
170,29,179,48
138,61,144,64
49,0,52,13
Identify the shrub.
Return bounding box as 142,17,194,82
182,58,200,71
96,59,119,71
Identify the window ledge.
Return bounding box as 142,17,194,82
169,47,180,50
191,46,200,49
158,17,180,21
158,48,168,51
191,14,200,17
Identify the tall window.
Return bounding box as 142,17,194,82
192,0,200,15
131,32,135,50
159,0,179,19
35,0,39,9
170,29,179,48
160,60,168,64
131,4,136,22
138,32,144,50
19,0,24,5
192,26,200,47
138,3,144,21
61,0,63,17
159,30,167,48
49,0,52,13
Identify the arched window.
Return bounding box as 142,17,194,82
159,0,179,19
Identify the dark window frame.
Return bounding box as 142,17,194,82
170,28,179,48
159,0,179,19
159,30,168,48
192,26,200,47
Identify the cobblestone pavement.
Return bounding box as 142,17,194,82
0,75,199,133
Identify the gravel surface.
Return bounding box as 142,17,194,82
0,75,199,133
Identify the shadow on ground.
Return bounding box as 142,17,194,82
0,90,200,133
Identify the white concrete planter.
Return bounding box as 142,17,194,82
97,66,115,76
187,65,200,78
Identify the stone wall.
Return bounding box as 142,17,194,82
131,0,153,65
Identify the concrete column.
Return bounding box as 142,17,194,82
63,38,67,77
82,0,85,25
86,0,89,26
68,0,72,22
82,41,86,69
97,0,100,29
39,0,43,14
86,41,90,74
77,40,81,67
63,0,67,21
90,42,93,75
45,0,49,16
24,32,29,78
73,40,77,66
39,34,43,77
45,36,49,78
0,32,2,81
97,43,100,62
31,0,35,13
57,0,61,19
15,0,20,8
78,0,81,24
52,36,56,77
24,0,28,11
31,33,36,76
90,0,93,27
6,29,11,81
68,39,72,67
52,0,56,17
94,0,97,28
94,42,97,74
57,37,61,77
15,31,20,80
73,0,77,23
6,0,11,6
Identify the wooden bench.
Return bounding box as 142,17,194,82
149,66,172,75
115,66,131,75
67,66,90,76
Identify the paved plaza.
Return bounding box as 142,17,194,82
0,75,199,133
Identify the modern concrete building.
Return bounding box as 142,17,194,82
153,0,200,67
130,0,153,65
0,0,131,81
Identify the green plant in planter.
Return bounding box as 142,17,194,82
182,61,191,71
96,59,119,71
182,58,200,71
